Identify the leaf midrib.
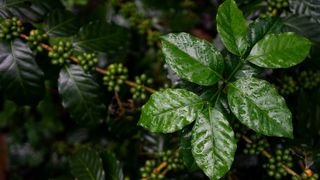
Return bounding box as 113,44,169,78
47,15,76,34
152,101,204,117
65,67,96,122
77,155,97,180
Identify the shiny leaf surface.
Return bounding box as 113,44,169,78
70,148,106,180
58,65,106,126
228,77,293,138
191,107,237,180
0,40,44,104
138,88,204,133
180,126,199,171
247,16,282,47
216,0,248,56
100,151,124,180
161,33,224,86
246,32,312,68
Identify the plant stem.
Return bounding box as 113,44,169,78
241,135,301,179
226,59,245,82
20,33,157,94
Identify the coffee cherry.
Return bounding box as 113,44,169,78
263,147,293,179
0,17,24,41
48,40,73,66
267,0,289,16
77,53,98,72
103,63,128,92
27,29,48,52
130,74,153,100
243,134,269,155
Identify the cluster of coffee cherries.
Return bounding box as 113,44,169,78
159,150,184,171
48,41,73,66
292,170,319,180
103,63,128,92
27,29,48,52
243,134,269,155
276,75,298,96
140,159,165,180
267,0,289,16
298,70,320,90
130,74,153,100
0,17,24,41
140,150,184,179
76,53,98,73
263,147,293,179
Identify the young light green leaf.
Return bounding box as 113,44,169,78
0,40,44,104
161,33,224,86
46,9,80,37
227,77,293,138
216,0,248,56
191,107,237,180
58,65,106,126
70,148,106,180
73,21,129,54
246,32,312,68
138,88,204,133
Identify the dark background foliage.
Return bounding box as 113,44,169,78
0,0,319,179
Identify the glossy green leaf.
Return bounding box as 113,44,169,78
73,21,130,54
100,151,124,180
191,107,237,180
138,88,204,133
227,77,293,138
180,126,199,171
58,65,106,126
70,148,106,180
246,32,312,68
46,9,80,37
216,0,248,56
247,16,282,47
161,33,224,86
0,40,44,104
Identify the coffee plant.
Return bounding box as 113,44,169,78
0,0,319,180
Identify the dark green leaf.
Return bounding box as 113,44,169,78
283,15,320,44
289,0,320,23
46,9,80,37
246,32,312,68
180,126,199,171
73,21,130,54
191,107,237,180
227,77,293,138
161,33,224,86
0,0,62,22
0,40,44,104
100,151,124,180
138,88,204,133
216,0,248,56
247,16,282,47
70,148,106,180
58,65,106,126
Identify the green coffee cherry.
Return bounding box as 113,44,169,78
48,40,73,66
263,147,293,179
0,17,24,41
77,53,98,72
243,134,269,155
267,0,289,16
295,170,319,180
277,75,298,96
27,29,48,52
298,70,320,90
130,74,153,100
103,63,128,92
